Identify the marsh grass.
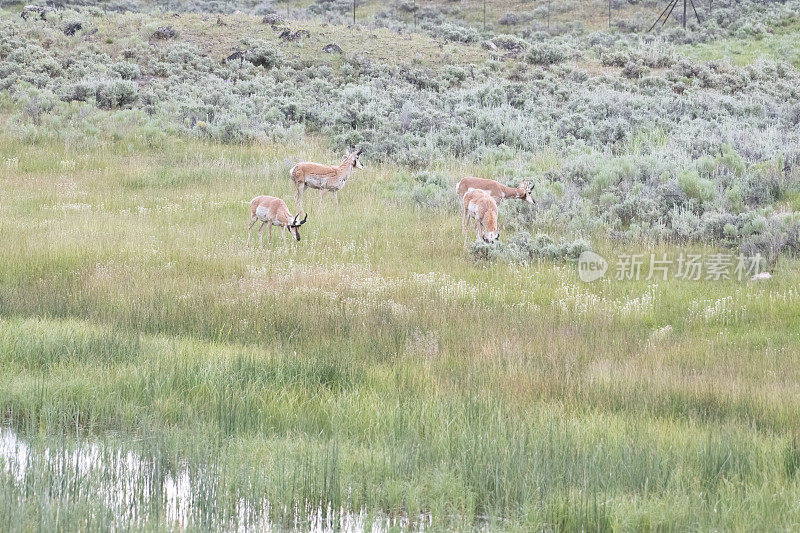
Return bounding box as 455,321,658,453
1,126,799,530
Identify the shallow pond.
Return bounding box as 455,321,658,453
0,426,432,531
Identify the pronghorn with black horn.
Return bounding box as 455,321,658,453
290,148,363,212
247,195,308,248
456,177,534,211
462,189,499,247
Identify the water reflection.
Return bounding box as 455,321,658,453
0,427,432,531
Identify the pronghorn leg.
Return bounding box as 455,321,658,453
463,213,470,248
319,189,328,208
268,224,273,249
333,191,339,207
247,216,257,247
475,220,481,242
282,226,287,247
258,221,266,248
295,183,305,214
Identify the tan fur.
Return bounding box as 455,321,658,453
462,190,499,247
247,195,307,248
290,150,363,212
456,177,534,207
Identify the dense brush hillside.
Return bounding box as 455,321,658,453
2,0,800,260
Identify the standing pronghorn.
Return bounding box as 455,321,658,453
247,195,308,248
462,189,499,247
456,177,534,210
290,149,363,212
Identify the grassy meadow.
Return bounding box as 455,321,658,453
1,121,800,530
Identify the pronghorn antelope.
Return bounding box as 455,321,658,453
462,189,499,247
290,149,363,212
456,177,534,207
247,195,308,248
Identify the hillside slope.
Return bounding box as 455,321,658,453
2,4,800,258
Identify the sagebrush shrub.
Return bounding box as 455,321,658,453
526,42,567,65
111,61,140,80
678,170,715,203
470,231,591,263
621,61,649,79
95,79,138,109
246,42,283,69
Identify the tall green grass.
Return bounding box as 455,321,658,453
1,127,799,530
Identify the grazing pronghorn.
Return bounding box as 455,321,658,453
247,195,308,248
290,149,363,212
456,177,534,210
462,189,499,247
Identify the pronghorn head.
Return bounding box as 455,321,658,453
482,210,499,243
288,212,308,241
346,148,363,170
519,181,535,204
